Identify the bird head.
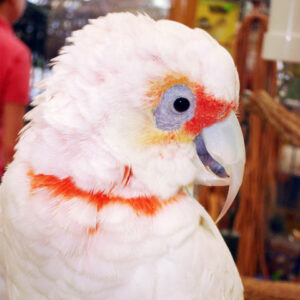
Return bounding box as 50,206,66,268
20,13,245,220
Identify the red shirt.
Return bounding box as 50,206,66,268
0,17,31,116
0,17,31,171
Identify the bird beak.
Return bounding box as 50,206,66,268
194,112,245,222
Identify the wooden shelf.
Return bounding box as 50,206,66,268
243,277,300,300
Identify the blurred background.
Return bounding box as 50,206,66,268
9,0,300,297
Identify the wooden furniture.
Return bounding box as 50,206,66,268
168,0,197,27
243,277,300,300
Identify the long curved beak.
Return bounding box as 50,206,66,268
195,112,245,222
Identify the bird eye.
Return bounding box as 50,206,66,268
173,97,190,112
153,84,196,131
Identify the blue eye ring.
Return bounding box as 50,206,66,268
153,83,196,131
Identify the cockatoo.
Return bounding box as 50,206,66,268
0,13,245,300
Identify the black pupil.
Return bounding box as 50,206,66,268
173,97,190,112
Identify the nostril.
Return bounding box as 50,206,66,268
194,134,228,178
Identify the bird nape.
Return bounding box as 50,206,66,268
0,12,245,300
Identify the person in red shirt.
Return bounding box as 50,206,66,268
0,0,31,175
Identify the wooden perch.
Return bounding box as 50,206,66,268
249,90,300,147
234,12,281,277
243,277,300,300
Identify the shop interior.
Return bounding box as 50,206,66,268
2,0,300,299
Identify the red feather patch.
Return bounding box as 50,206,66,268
122,165,133,187
184,85,235,135
28,170,179,217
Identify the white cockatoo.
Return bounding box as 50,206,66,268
0,13,245,300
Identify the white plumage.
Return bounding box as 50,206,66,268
0,13,244,299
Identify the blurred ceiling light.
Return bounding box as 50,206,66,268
152,0,170,9
27,0,43,4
